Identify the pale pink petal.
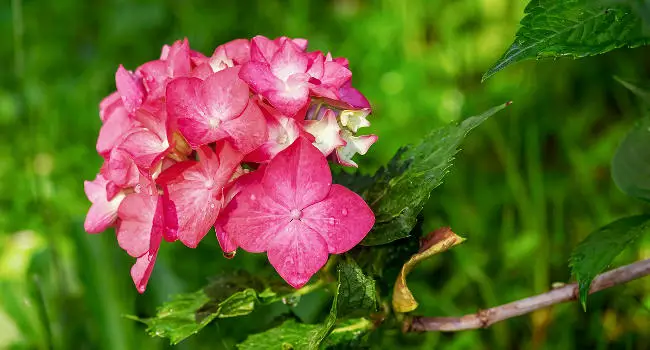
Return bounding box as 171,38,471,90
270,41,308,82
116,193,161,257
321,61,352,88
306,52,324,80
301,184,374,254
267,220,329,288
262,138,331,209
219,38,251,64
274,37,308,52
165,38,192,77
339,109,371,132
97,104,136,156
200,67,249,122
266,84,310,117
303,110,346,156
120,128,169,169
115,65,145,114
335,132,378,168
221,100,267,154
243,112,300,163
84,174,125,233
221,183,291,252
137,60,169,99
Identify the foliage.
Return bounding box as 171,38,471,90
570,216,650,309
484,0,650,80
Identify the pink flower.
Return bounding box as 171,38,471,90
220,138,375,288
84,173,125,233
115,65,146,114
240,38,315,117
158,142,243,248
138,38,192,100
166,67,267,153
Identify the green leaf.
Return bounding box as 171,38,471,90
335,257,377,318
612,116,650,201
569,215,650,309
322,318,373,349
130,271,305,345
483,0,650,81
237,319,321,350
360,102,510,245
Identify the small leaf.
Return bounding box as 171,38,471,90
360,102,510,245
569,215,650,309
322,318,373,349
131,271,305,345
392,227,465,313
612,116,650,201
237,319,321,350
335,257,377,318
483,0,650,81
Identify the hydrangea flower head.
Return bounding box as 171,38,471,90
83,36,377,292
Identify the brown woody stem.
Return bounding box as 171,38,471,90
408,258,650,332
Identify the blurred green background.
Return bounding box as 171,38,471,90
2,0,650,348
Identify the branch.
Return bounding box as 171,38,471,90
408,258,650,332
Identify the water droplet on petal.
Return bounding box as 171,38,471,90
250,194,256,201
342,209,348,216
209,203,216,209
223,251,236,259
328,217,336,225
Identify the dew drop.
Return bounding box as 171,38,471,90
250,194,256,201
342,209,348,216
209,203,216,209
223,251,236,259
134,184,142,193
328,217,336,225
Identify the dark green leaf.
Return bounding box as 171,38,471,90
612,116,650,201
483,0,650,81
569,215,650,309
335,258,377,318
130,271,303,345
236,319,321,350
360,102,510,245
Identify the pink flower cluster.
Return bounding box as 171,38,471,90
84,36,377,292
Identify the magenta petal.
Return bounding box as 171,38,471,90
339,86,371,110
301,184,375,254
117,193,161,257
222,183,290,252
262,138,331,209
222,100,267,154
200,67,249,122
270,40,308,82
215,223,237,254
131,251,157,293
267,220,329,288
115,65,145,114
250,35,278,63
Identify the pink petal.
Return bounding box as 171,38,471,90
301,184,375,254
239,61,283,95
96,104,136,156
270,41,308,82
262,138,331,209
221,100,267,154
267,220,329,288
321,61,352,88
243,112,301,163
106,147,140,188
221,182,291,253
161,144,242,248
115,65,145,114
306,52,324,80
117,193,162,257
166,77,226,148
250,35,279,63
200,67,249,121
215,223,237,254
335,132,378,168
131,250,158,293
219,38,251,64
99,92,123,122
165,38,192,77
84,174,125,233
